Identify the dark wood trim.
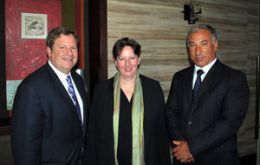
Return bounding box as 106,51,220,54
0,0,9,129
61,0,75,29
83,0,90,91
75,0,85,69
256,0,260,140
89,0,107,97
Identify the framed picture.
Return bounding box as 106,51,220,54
21,13,47,39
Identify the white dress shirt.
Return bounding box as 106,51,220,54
192,58,217,89
48,61,84,122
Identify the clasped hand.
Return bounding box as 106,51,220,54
172,140,194,163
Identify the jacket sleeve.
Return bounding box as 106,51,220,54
11,81,43,165
165,74,186,141
154,81,172,165
85,85,100,165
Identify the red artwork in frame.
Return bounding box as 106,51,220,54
0,0,61,130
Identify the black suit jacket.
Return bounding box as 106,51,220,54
86,74,171,165
166,60,250,165
11,63,89,165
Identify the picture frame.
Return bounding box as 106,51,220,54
0,1,9,130
21,12,47,39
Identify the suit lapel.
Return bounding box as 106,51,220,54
46,64,75,108
71,72,89,132
184,67,194,105
189,61,224,118
196,60,223,99
46,64,84,129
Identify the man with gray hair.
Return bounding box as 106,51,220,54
166,24,249,165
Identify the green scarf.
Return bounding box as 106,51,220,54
113,72,144,165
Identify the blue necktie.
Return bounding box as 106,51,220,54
193,69,204,97
66,75,82,124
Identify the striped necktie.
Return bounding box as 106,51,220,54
66,75,82,124
193,69,204,97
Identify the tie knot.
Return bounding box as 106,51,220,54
197,69,204,76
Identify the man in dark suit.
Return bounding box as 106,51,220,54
11,26,89,165
166,24,250,165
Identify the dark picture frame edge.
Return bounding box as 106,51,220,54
0,0,10,132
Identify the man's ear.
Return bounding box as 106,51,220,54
47,47,51,57
213,40,219,51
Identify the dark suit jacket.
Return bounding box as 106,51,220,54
86,74,171,165
166,60,250,165
11,63,89,165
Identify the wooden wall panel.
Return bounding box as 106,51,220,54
107,0,258,156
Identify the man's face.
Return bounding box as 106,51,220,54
47,34,78,74
187,29,218,67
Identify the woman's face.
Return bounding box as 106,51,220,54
115,46,140,80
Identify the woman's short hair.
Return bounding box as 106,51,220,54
112,37,141,59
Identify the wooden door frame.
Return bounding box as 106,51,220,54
88,0,107,97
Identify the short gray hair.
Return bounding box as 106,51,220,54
186,24,218,46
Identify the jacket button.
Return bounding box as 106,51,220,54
188,121,192,125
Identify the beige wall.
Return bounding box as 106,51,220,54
107,0,258,156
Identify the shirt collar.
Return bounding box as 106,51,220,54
194,58,217,75
48,60,71,80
